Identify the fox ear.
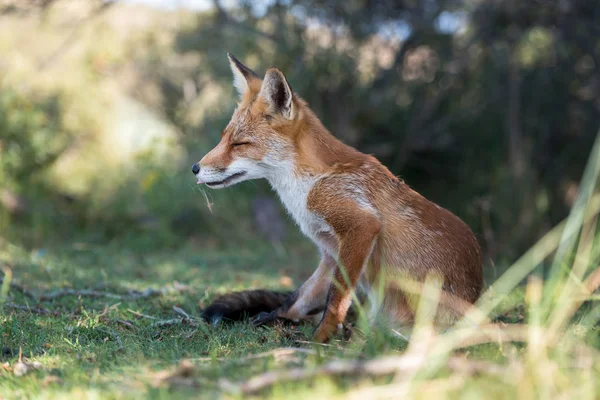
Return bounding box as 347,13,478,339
259,68,295,119
227,53,259,99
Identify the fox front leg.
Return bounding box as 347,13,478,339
311,205,381,343
252,252,336,326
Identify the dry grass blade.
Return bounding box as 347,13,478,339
150,318,200,328
441,323,529,349
238,354,426,394
236,353,511,395
547,129,600,287
12,347,43,377
195,186,214,213
470,193,600,326
545,264,600,344
343,359,509,400
342,376,466,400
585,266,600,293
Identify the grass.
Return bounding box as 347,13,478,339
1,224,598,400
0,237,321,399
1,134,599,399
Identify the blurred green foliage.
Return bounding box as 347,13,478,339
167,0,599,263
0,86,67,188
0,84,78,243
0,0,598,267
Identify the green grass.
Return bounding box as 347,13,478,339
1,132,599,399
0,238,324,399
0,232,598,399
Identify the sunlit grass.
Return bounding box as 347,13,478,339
1,133,599,398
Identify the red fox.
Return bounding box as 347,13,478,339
193,54,483,343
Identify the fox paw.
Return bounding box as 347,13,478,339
312,323,353,343
252,311,279,327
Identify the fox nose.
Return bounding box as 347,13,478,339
191,163,200,175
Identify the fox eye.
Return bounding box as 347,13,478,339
231,141,251,147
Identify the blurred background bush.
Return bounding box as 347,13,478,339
0,0,598,269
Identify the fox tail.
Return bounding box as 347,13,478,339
201,289,291,325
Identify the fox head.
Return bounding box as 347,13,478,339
192,53,302,189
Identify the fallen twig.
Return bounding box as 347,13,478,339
127,309,157,319
235,353,509,395
4,303,52,315
150,306,204,328
99,316,138,331
237,354,426,394
193,347,316,363
173,306,192,319
39,287,168,301
114,319,137,330
0,274,186,305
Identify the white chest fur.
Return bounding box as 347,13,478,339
267,171,332,245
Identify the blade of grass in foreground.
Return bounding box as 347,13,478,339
545,129,600,306
0,266,12,307
417,128,600,377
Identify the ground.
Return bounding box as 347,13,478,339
0,236,598,399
